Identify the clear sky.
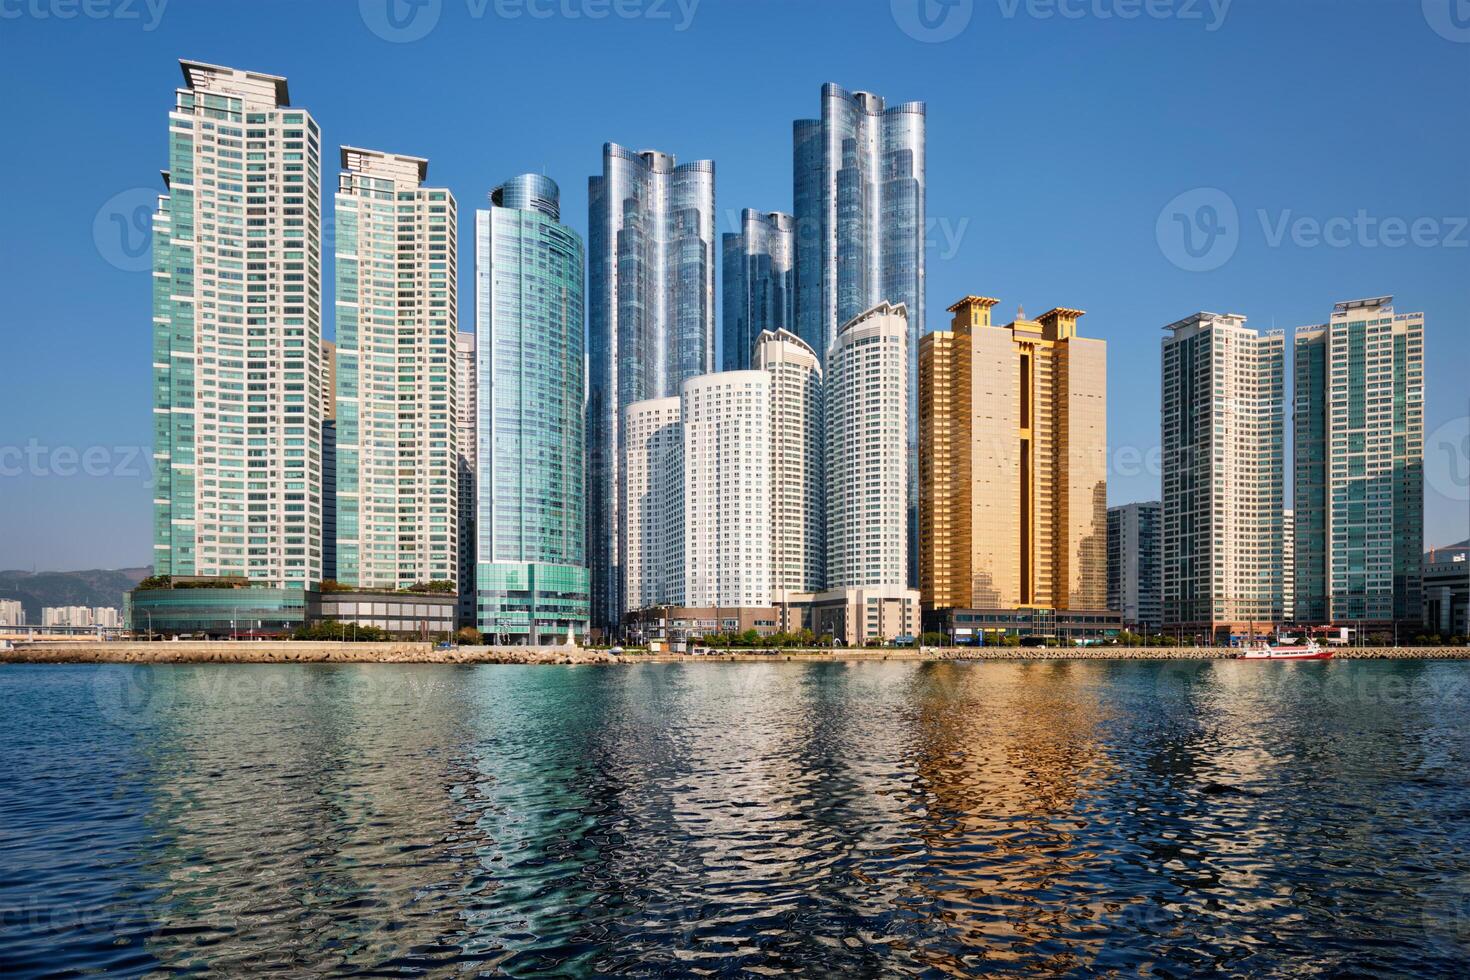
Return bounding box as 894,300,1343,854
1,0,1466,571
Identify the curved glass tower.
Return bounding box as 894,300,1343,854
794,83,925,585
476,174,588,643
721,209,794,371
587,143,715,630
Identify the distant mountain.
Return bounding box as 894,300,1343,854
0,567,151,622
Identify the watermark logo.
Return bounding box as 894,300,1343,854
1423,0,1470,43
0,441,156,488
1156,187,1238,272
0,0,168,30
1427,416,1470,503
1422,872,1470,954
1158,188,1466,271
359,0,441,42
891,0,974,42
92,665,177,729
93,187,155,273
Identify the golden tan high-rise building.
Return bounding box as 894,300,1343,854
919,296,1108,613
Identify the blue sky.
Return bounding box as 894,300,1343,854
1,0,1466,570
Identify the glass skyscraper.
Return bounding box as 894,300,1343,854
587,143,715,630
476,175,588,643
794,83,925,584
152,61,325,588
1293,296,1424,630
721,209,794,371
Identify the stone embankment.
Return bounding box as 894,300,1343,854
3,642,1467,665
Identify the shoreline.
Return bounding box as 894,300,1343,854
4,641,1469,665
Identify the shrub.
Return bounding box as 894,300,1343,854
920,631,946,647
407,580,456,594
455,626,482,645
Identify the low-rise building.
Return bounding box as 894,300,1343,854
924,606,1123,645
127,582,308,637
308,589,456,639
1423,541,1468,638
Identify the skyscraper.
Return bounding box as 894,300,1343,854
153,62,325,588
826,302,909,590
476,175,588,643
682,372,772,609
794,83,925,584
1294,297,1424,629
1161,312,1285,641
334,147,458,590
918,296,1108,613
754,329,824,595
722,210,794,371
455,331,477,627
587,143,715,630
1282,507,1295,621
1108,502,1162,634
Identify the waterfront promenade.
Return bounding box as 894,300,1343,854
4,641,1467,665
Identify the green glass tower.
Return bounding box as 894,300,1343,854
475,175,588,643
1293,296,1424,631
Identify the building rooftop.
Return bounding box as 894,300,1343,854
180,60,289,108
340,146,428,184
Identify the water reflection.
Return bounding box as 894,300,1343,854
0,661,1467,976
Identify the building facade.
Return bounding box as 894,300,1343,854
826,302,909,590
722,209,795,371
754,329,824,595
455,331,477,627
623,397,684,612
918,296,1108,614
475,175,588,643
1282,508,1295,621
42,607,121,628
0,600,24,627
152,61,325,588
794,83,925,584
1423,541,1468,638
334,147,458,591
587,143,715,630
1107,502,1162,633
1162,312,1285,641
1294,297,1424,629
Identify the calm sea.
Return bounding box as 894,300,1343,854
1,659,1468,976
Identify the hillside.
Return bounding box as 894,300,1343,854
0,567,151,622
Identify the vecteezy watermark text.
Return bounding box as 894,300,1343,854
359,0,699,43
1158,187,1468,272
0,0,166,30
892,0,1228,42
0,441,155,486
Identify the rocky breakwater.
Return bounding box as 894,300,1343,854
0,641,624,665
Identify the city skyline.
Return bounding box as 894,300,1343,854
3,3,1467,572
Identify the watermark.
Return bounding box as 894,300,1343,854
996,0,1230,30
1156,659,1470,708
0,441,155,486
0,0,166,29
1158,187,1467,271
1422,872,1470,954
721,208,970,262
891,0,973,42
360,0,699,42
1156,187,1238,272
1427,415,1470,503
1423,0,1470,43
91,664,178,729
93,187,155,273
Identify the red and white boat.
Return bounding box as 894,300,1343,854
1239,636,1333,660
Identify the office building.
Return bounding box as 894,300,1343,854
794,83,925,584
1423,541,1468,638
476,174,588,643
722,209,794,371
754,329,824,595
826,302,909,590
1294,297,1425,630
1162,312,1285,641
918,296,1108,615
587,143,715,629
456,331,477,627
1108,502,1162,634
334,147,458,591
152,61,325,588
